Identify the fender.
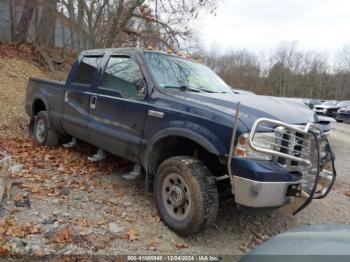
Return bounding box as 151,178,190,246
30,77,56,113
142,127,226,192
31,95,59,132
32,96,50,116
143,127,226,170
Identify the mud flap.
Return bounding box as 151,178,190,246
279,132,336,215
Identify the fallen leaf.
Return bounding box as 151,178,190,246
30,225,41,234
115,191,124,197
33,248,45,256
0,219,10,235
53,224,73,243
154,215,161,223
0,243,11,255
32,173,49,182
5,223,40,238
124,217,132,223
345,191,350,197
126,229,139,241
148,239,160,247
13,194,22,201
97,220,108,226
175,242,189,249
76,218,91,227
10,208,21,214
111,207,118,215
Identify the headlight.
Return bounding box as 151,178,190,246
234,133,274,161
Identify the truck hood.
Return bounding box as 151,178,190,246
175,92,318,127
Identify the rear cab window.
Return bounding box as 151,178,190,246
71,56,102,87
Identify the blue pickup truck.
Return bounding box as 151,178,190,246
25,48,336,235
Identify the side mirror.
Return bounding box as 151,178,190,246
135,79,147,100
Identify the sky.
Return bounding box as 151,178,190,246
194,0,350,56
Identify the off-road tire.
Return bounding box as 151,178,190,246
154,156,219,236
33,111,59,147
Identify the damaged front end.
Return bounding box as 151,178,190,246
228,110,336,214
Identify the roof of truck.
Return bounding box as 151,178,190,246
81,47,144,54
80,48,202,63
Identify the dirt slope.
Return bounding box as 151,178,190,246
0,58,47,138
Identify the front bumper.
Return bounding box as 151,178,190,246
231,158,301,208
233,176,299,208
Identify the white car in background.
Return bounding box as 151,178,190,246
313,100,338,116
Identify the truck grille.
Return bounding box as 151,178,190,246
248,120,315,166
273,127,311,167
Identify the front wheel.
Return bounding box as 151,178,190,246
154,156,219,236
33,111,60,147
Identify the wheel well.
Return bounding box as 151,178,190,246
149,136,226,177
32,99,46,116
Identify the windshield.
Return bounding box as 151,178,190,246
337,101,350,107
322,100,338,106
144,52,232,93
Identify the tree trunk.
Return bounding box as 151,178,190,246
15,0,37,43
67,0,75,22
77,0,85,28
36,0,57,48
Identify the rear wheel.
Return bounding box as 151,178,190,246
33,111,60,147
154,156,219,236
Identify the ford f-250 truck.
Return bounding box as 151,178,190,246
25,48,336,235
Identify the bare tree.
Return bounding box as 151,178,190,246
58,0,217,49
197,41,350,100
203,48,261,92
336,44,350,71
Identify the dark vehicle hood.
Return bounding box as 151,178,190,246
175,92,317,127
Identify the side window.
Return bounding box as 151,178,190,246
72,56,102,85
100,56,143,98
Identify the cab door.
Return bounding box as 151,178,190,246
62,55,102,142
87,54,149,162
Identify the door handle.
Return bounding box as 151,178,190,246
64,91,69,103
90,95,97,110
148,110,164,119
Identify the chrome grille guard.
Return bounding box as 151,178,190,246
227,107,336,214
248,118,318,166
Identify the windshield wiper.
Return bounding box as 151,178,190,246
197,86,217,93
163,85,201,92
